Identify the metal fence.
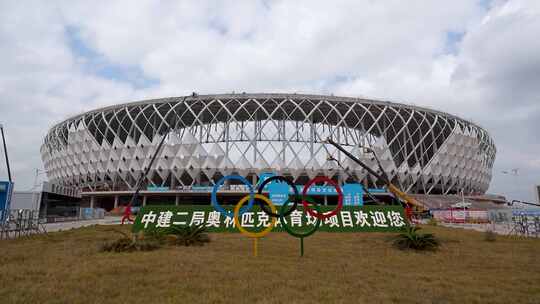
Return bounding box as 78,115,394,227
430,209,490,224
79,207,105,220
0,209,46,240
489,209,540,237
42,207,105,223
430,208,540,237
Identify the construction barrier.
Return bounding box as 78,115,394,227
430,208,489,224
79,208,105,220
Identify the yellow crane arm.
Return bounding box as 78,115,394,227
325,138,425,211
387,184,424,211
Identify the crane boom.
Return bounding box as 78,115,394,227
325,138,425,211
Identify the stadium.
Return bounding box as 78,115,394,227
40,93,497,210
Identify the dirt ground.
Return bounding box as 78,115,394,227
0,225,539,304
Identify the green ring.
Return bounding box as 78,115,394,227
280,196,321,238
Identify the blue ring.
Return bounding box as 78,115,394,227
211,175,255,218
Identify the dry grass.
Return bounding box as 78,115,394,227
0,225,539,304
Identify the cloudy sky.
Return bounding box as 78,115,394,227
0,0,538,201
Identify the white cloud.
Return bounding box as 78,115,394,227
0,0,538,202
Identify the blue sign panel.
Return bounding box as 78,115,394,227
0,181,14,221
147,186,170,191
342,183,364,206
257,172,289,205
210,172,385,206
191,186,214,192
257,172,276,189
267,181,289,205
512,209,540,216
365,188,387,194
296,185,339,195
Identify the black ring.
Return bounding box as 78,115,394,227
257,175,299,218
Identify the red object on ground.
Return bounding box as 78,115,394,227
121,204,134,224
404,205,413,221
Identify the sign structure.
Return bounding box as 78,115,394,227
0,181,13,217
146,186,170,192
256,173,384,206
342,183,363,205
133,205,407,233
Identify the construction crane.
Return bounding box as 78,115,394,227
121,96,187,224
325,138,425,211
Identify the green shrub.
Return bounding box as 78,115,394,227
165,223,210,246
99,229,162,253
99,236,161,252
99,225,211,252
484,230,497,242
393,226,440,251
142,229,168,244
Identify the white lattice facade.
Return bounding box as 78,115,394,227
41,93,496,195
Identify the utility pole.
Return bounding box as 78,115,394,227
0,124,12,182
501,168,519,203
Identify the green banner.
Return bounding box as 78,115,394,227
133,205,408,233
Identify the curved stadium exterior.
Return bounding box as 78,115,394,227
41,93,496,204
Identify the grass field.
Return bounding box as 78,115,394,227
0,225,539,304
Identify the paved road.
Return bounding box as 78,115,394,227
44,216,124,232
438,222,538,237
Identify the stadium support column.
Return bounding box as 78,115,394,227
114,195,119,209
175,195,179,206
90,196,95,209
142,196,147,206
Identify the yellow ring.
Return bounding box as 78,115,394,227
234,194,277,238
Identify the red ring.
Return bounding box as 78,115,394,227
302,176,343,219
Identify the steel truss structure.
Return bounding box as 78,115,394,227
41,93,496,195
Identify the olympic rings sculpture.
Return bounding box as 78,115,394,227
211,174,343,256
256,175,299,218
302,176,343,220
233,194,277,238
211,175,255,218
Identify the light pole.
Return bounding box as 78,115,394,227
0,124,12,182
30,168,47,190
501,169,521,207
